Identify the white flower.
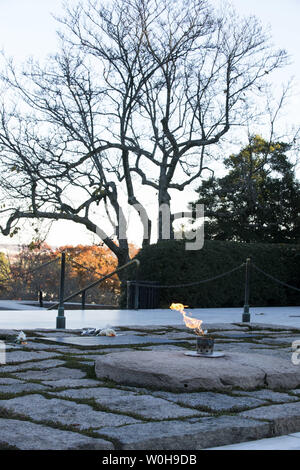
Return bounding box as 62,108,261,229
97,328,117,337
16,331,27,343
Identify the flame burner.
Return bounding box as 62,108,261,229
196,336,214,355
169,303,224,358
184,336,225,358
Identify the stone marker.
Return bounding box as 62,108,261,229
95,350,300,391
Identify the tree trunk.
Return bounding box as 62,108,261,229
158,187,174,241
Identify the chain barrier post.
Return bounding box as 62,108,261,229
56,252,66,329
134,262,140,310
242,258,251,322
81,290,86,310
38,290,43,308
126,281,131,309
134,282,139,310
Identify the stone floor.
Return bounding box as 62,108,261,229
1,322,300,450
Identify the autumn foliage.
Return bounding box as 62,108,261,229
0,243,139,305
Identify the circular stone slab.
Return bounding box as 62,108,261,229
95,350,300,392
184,351,225,358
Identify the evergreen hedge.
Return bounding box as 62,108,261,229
132,240,300,308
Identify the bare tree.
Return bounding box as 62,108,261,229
0,0,288,266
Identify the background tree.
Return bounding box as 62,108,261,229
0,243,138,304
0,252,10,294
192,135,300,243
0,0,288,266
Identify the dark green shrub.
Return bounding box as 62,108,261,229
132,240,300,308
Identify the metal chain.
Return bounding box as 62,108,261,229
132,263,245,289
68,257,116,281
68,257,102,275
252,263,300,292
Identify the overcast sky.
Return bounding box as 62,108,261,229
1,1,299,71
0,0,299,247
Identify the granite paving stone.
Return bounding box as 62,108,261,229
212,331,264,338
0,359,65,373
0,329,19,339
203,324,250,331
41,378,104,389
51,387,206,419
0,394,140,430
4,350,59,364
71,355,106,362
232,389,300,403
15,366,87,381
88,348,137,354
0,418,114,450
208,434,300,450
160,332,196,340
239,402,300,435
215,339,243,343
98,416,271,450
151,391,268,412
141,345,188,351
235,323,300,332
124,325,178,332
256,337,295,345
0,382,48,394
0,378,24,385
1,323,300,450
2,344,23,351
15,342,81,351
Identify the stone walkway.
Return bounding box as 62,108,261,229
1,322,300,450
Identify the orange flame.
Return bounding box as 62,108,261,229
170,303,206,336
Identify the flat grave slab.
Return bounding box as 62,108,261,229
95,350,300,392
43,334,183,347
